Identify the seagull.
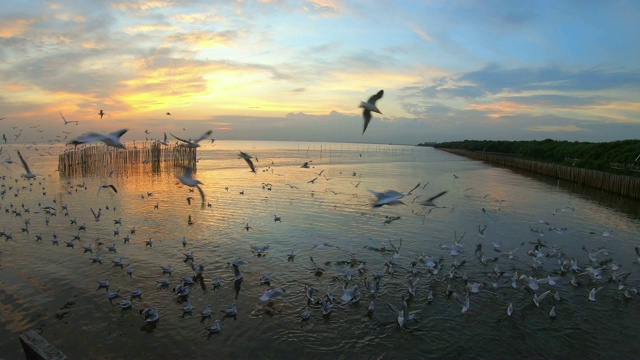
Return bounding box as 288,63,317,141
359,89,383,134
17,151,37,179
68,129,128,149
177,167,205,209
158,132,169,146
220,303,237,317
533,290,552,307
238,152,257,173
182,300,194,314
90,208,102,221
98,110,105,119
201,305,213,319
139,308,160,322
300,306,311,321
60,112,79,125
369,189,406,207
170,130,212,148
259,288,286,302
588,287,605,302
206,320,222,335
98,184,118,194
118,298,132,309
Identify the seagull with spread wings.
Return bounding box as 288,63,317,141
68,129,128,149
359,89,384,134
60,112,79,125
177,166,206,209
17,150,37,179
170,130,212,148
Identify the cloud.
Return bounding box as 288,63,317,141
459,64,640,94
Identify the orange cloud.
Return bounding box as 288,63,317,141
0,18,36,38
164,30,235,48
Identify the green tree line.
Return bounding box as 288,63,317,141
426,139,640,175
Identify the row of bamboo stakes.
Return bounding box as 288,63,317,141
57,141,196,177
441,149,640,200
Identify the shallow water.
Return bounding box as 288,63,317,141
1,140,640,359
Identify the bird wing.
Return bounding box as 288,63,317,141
59,112,67,124
194,130,213,143
367,90,384,105
196,185,206,209
243,158,256,173
109,185,118,193
170,133,191,144
110,129,129,139
362,110,372,134
68,132,106,145
17,150,31,174
90,208,97,219
426,191,448,203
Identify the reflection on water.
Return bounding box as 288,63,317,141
1,141,640,359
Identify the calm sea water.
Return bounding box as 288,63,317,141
1,140,640,359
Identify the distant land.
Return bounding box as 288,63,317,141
422,139,640,176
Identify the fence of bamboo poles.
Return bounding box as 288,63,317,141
441,149,640,199
58,141,197,177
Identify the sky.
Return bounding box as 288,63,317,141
1,0,639,145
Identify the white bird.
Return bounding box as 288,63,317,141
96,279,109,288
107,289,120,300
139,308,160,322
549,306,557,318
359,89,383,134
177,167,205,209
68,128,128,149
533,290,552,307
507,303,513,316
201,305,212,318
220,303,237,317
259,288,286,302
170,130,212,148
320,298,334,316
126,265,133,277
369,189,406,207
300,306,311,320
182,300,194,314
130,288,142,297
206,320,222,334
588,287,605,302
158,132,169,146
17,151,37,179
118,298,132,309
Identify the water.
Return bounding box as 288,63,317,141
1,140,640,359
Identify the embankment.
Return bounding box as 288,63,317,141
440,149,640,199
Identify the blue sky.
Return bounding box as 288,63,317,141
1,0,639,144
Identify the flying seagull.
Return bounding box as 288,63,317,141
17,150,37,179
170,130,212,148
359,89,383,134
60,112,79,125
68,129,128,149
238,151,257,173
177,166,206,209
99,110,105,119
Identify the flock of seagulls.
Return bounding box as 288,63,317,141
0,93,638,358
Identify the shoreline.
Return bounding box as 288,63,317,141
439,148,640,200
